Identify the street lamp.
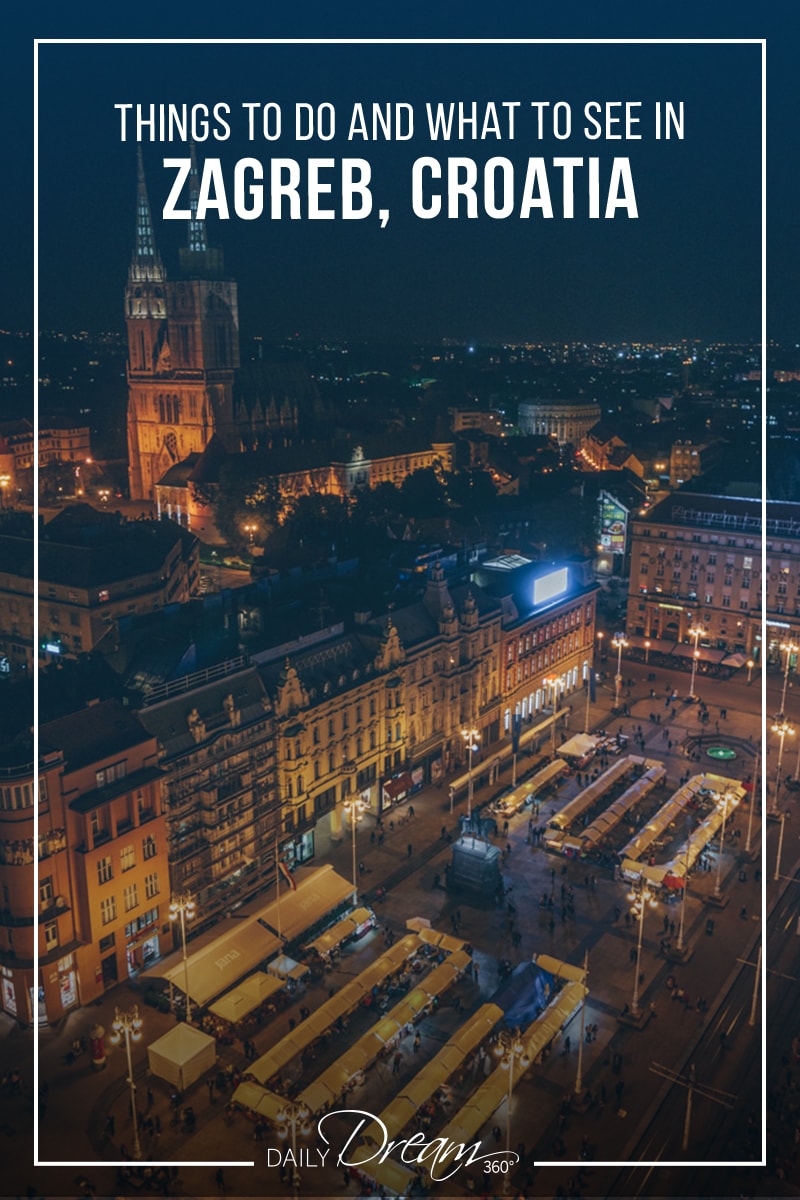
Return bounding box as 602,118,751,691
780,640,799,716
343,794,366,905
713,790,738,899
774,811,787,883
110,1005,143,1160
98,487,111,506
0,474,10,508
494,1032,530,1193
676,837,690,955
771,717,795,814
461,725,481,818
746,659,754,684
687,625,704,700
574,950,589,1096
276,1100,312,1197
627,881,657,1015
244,521,257,548
644,639,651,665
611,633,628,709
169,892,196,1024
542,678,557,749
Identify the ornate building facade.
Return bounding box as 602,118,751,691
126,149,241,500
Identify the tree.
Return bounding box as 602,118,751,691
399,468,446,518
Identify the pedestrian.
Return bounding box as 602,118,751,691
441,825,448,840
105,1114,115,1138
408,805,414,818
740,905,748,920
413,1032,421,1052
147,1086,154,1110
207,1076,215,1101
215,1168,225,1193
392,1052,402,1075
492,1124,502,1144
407,843,413,858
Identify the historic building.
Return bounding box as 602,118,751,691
0,735,75,1025
0,700,175,1022
518,399,601,447
474,558,598,732
625,491,774,659
126,148,242,500
137,665,278,935
0,505,199,676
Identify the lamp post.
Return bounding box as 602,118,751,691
98,486,111,506
574,950,589,1096
676,839,690,954
244,521,257,548
644,639,651,665
713,790,738,899
0,473,11,507
343,795,366,905
688,625,704,701
628,881,657,1015
771,718,795,814
542,678,557,749
746,659,754,684
494,1032,530,1194
169,892,196,1024
276,1100,312,1197
745,749,759,854
110,1006,143,1160
774,811,787,883
461,725,481,818
611,633,628,709
780,641,799,716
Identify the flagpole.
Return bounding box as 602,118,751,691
275,839,282,939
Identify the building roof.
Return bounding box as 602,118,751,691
138,666,269,757
39,698,154,772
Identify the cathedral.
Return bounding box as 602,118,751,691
125,148,297,501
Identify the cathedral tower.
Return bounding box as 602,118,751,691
126,147,240,500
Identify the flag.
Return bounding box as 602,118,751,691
589,671,596,704
512,711,522,754
278,860,297,892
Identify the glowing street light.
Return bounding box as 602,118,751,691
780,641,799,716
611,633,628,709
627,881,658,1015
169,892,196,1024
243,521,257,548
343,794,367,905
688,625,704,700
746,659,754,684
110,1006,144,1159
461,725,481,818
277,1100,313,1197
644,639,651,665
713,790,739,899
771,718,795,814
0,474,10,508
494,1032,531,1194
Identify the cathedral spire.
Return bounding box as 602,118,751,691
132,145,164,280
187,142,208,254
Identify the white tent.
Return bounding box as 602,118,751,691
147,1023,216,1091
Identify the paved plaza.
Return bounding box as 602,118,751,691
2,656,773,1197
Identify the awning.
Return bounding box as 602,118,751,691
672,642,726,664
305,906,375,956
533,954,586,984
557,732,601,760
722,652,748,668
625,634,676,654
383,772,413,800
417,927,467,955
549,756,636,831
141,917,282,1007
267,954,309,981
209,971,284,1023
246,864,353,945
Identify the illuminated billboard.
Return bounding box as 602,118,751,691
533,567,569,606
599,491,628,553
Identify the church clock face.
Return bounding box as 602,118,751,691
165,431,179,461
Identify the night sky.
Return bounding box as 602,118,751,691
2,9,792,346
32,41,761,345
